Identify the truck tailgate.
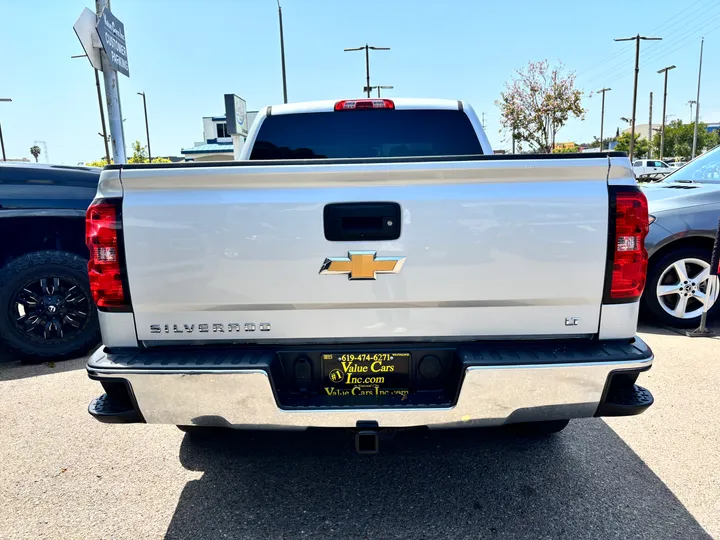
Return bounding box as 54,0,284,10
118,158,610,342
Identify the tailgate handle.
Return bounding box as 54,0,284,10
324,202,401,241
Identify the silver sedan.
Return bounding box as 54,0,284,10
642,145,720,327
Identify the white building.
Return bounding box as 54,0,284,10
181,111,258,161
622,124,662,141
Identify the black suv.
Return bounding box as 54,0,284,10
0,163,101,361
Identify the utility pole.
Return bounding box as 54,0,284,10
688,100,696,123
481,112,487,130
344,44,390,97
657,65,676,160
648,92,653,158
0,97,10,161
277,0,288,104
95,0,127,163
615,34,662,161
597,88,611,151
72,54,111,164
692,37,704,160
137,92,152,162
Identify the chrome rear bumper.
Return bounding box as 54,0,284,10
87,341,653,429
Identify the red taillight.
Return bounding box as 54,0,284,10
609,189,649,300
334,99,395,111
85,198,128,310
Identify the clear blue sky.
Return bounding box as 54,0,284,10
1,0,719,164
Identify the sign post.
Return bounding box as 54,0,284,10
224,94,248,160
687,218,720,337
95,1,127,164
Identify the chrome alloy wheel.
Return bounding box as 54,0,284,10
656,257,715,320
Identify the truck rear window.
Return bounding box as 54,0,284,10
249,109,483,160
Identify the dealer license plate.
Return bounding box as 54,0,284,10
322,352,410,399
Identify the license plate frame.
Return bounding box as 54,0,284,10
321,352,411,399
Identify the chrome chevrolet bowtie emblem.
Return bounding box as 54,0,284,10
320,251,406,280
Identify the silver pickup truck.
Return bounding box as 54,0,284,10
85,98,654,452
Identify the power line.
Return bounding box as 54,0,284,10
644,0,719,47
577,0,711,80
639,10,720,65
602,14,720,87
646,0,711,35
584,13,706,88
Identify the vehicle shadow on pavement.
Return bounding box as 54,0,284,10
0,356,87,382
166,419,711,540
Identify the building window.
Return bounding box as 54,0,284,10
216,123,229,138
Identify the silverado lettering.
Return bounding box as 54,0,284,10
150,323,270,334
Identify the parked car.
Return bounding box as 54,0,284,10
0,163,101,361
642,145,720,327
633,159,672,181
668,161,687,170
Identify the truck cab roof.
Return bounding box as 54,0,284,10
266,97,465,115
241,97,492,159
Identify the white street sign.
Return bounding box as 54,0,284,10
73,7,103,71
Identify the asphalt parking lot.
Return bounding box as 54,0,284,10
1,322,719,540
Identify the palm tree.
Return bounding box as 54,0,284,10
30,145,41,162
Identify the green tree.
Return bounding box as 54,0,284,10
652,120,719,160
128,141,171,164
29,145,41,162
84,141,170,167
496,60,585,153
85,158,113,167
615,132,649,158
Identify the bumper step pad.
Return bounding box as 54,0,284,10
596,384,654,417
88,393,143,424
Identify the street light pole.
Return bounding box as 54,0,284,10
691,37,704,160
344,44,390,97
657,65,676,160
379,85,392,98
137,92,152,163
688,100,696,123
597,88,611,151
648,91,653,158
0,97,11,161
364,85,394,97
277,0,288,104
615,34,662,161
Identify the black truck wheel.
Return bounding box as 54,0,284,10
0,251,100,362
